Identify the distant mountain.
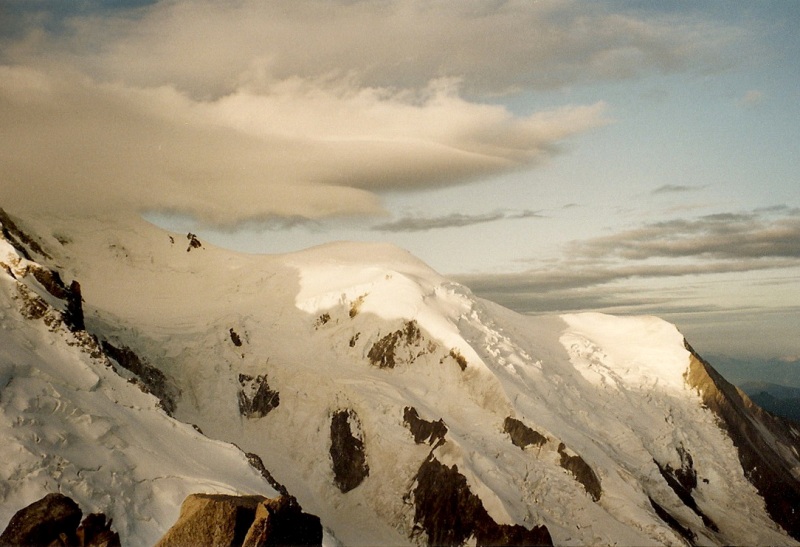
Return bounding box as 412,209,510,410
2,207,800,546
709,355,800,390
739,382,800,423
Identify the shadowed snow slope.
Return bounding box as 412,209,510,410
2,209,800,546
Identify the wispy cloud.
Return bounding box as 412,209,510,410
456,207,800,314
571,209,800,260
651,184,702,195
738,89,765,108
373,209,542,232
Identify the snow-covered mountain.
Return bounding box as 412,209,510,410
2,208,800,546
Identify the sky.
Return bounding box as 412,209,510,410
0,1,798,371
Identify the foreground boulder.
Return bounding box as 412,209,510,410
155,493,322,547
0,493,119,547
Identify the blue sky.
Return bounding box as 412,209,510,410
0,1,798,368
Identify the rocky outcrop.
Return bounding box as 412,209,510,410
410,454,552,546
367,320,422,369
403,406,448,446
684,341,800,541
155,493,321,547
22,264,84,332
648,496,696,545
238,374,280,419
329,409,369,493
0,493,119,547
101,341,179,415
557,443,601,502
0,207,50,260
654,444,718,533
504,417,547,449
186,233,202,252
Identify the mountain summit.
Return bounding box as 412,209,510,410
1,208,799,546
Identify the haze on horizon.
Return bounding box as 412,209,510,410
0,1,798,372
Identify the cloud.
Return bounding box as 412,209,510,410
457,257,797,298
739,89,765,108
571,209,800,260
373,209,542,232
651,184,702,194
2,1,744,99
0,65,606,225
0,1,747,224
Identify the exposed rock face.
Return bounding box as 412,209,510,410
0,493,119,547
329,409,369,493
0,493,82,546
403,406,448,446
238,374,280,419
648,496,696,544
101,341,178,415
242,496,323,547
367,320,422,369
155,493,321,547
504,417,547,449
155,494,263,547
557,443,602,502
684,341,800,541
63,279,85,332
25,264,84,331
186,232,202,252
76,513,121,547
654,445,718,532
245,452,289,497
410,454,552,546
0,207,50,259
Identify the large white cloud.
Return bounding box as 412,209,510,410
0,0,743,225
0,65,606,224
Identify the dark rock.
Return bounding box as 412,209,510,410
648,496,696,544
314,313,330,329
63,280,85,332
186,233,202,252
0,208,50,260
367,320,421,369
654,457,718,532
410,454,552,546
448,348,468,371
76,513,121,547
557,443,602,502
684,340,800,540
403,406,447,446
245,452,289,497
504,417,547,449
329,409,369,493
242,496,323,547
101,341,178,415
0,492,82,546
230,328,243,347
238,374,280,419
30,266,68,300
16,283,49,320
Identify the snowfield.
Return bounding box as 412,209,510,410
1,210,799,546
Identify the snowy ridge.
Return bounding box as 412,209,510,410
0,225,279,547
2,210,800,545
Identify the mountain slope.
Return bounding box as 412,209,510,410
0,216,283,547
2,208,800,546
